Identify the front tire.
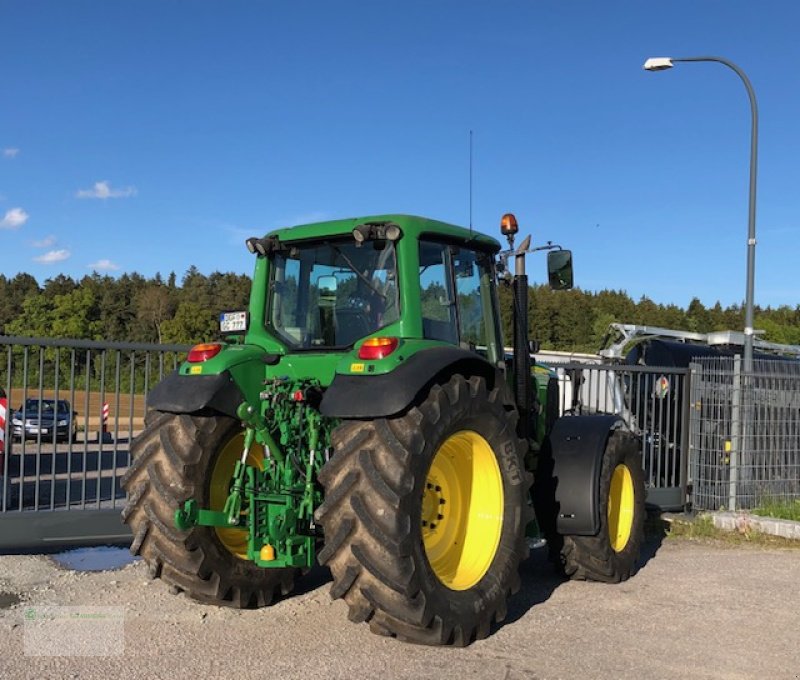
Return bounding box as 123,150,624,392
315,375,529,645
558,430,646,582
121,411,297,607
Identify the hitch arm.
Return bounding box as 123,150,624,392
175,498,232,531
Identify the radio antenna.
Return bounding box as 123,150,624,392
469,129,473,235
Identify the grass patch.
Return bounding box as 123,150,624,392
752,498,800,522
666,515,719,540
665,514,800,548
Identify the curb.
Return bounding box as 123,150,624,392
704,511,800,541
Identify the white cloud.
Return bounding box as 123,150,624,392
3,148,19,158
34,249,71,264
76,180,137,199
31,235,56,248
0,207,29,229
87,259,120,271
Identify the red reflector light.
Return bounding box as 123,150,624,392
187,343,223,363
358,337,399,361
293,390,305,402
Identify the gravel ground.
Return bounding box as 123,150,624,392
1,537,799,680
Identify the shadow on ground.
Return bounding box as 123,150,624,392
293,564,333,598
501,546,564,629
501,510,669,631
640,511,670,566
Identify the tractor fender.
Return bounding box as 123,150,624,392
545,414,627,536
319,346,499,419
146,369,245,419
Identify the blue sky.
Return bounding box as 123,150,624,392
1,1,799,309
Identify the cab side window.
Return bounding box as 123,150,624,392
418,240,497,357
419,241,458,344
452,248,488,349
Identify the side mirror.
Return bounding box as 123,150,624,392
456,262,475,278
317,275,338,298
547,250,573,290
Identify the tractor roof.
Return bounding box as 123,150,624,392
265,214,501,251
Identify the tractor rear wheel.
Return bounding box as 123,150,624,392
558,430,645,582
315,374,529,645
121,411,297,607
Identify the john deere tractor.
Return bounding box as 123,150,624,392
122,214,645,645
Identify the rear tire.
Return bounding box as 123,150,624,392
315,375,530,645
121,411,297,607
557,430,645,582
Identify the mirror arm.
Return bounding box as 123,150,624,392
498,241,565,260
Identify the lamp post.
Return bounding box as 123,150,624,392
643,56,758,372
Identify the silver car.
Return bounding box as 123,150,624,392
11,399,77,443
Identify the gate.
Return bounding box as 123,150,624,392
549,362,690,510
0,335,189,550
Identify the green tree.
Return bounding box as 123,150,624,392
43,274,77,298
5,292,53,337
0,273,39,333
181,266,213,310
686,297,711,333
136,286,174,343
49,288,102,339
161,301,217,345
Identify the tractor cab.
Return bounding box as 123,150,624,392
232,215,509,376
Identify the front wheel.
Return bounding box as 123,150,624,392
558,430,646,582
315,374,530,645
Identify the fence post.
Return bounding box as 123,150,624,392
729,355,742,512
683,364,697,511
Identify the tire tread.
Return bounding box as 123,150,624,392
122,411,297,608
316,374,530,645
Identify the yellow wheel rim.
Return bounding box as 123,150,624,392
608,464,635,553
422,430,504,591
209,430,264,559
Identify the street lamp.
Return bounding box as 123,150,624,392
643,56,759,372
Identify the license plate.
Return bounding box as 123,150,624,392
220,311,248,334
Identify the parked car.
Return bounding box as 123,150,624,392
11,399,77,443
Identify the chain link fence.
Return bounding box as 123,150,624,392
689,356,800,511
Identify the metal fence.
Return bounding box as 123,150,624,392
0,335,188,550
689,356,800,511
13,333,796,550
548,362,689,510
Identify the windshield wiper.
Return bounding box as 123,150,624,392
330,245,386,301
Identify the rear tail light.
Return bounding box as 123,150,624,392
358,337,399,361
187,343,223,363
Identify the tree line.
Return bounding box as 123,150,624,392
497,285,800,353
0,268,250,346
1,269,799,354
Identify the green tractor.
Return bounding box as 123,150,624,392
122,213,645,645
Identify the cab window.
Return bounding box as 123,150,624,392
418,240,501,362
